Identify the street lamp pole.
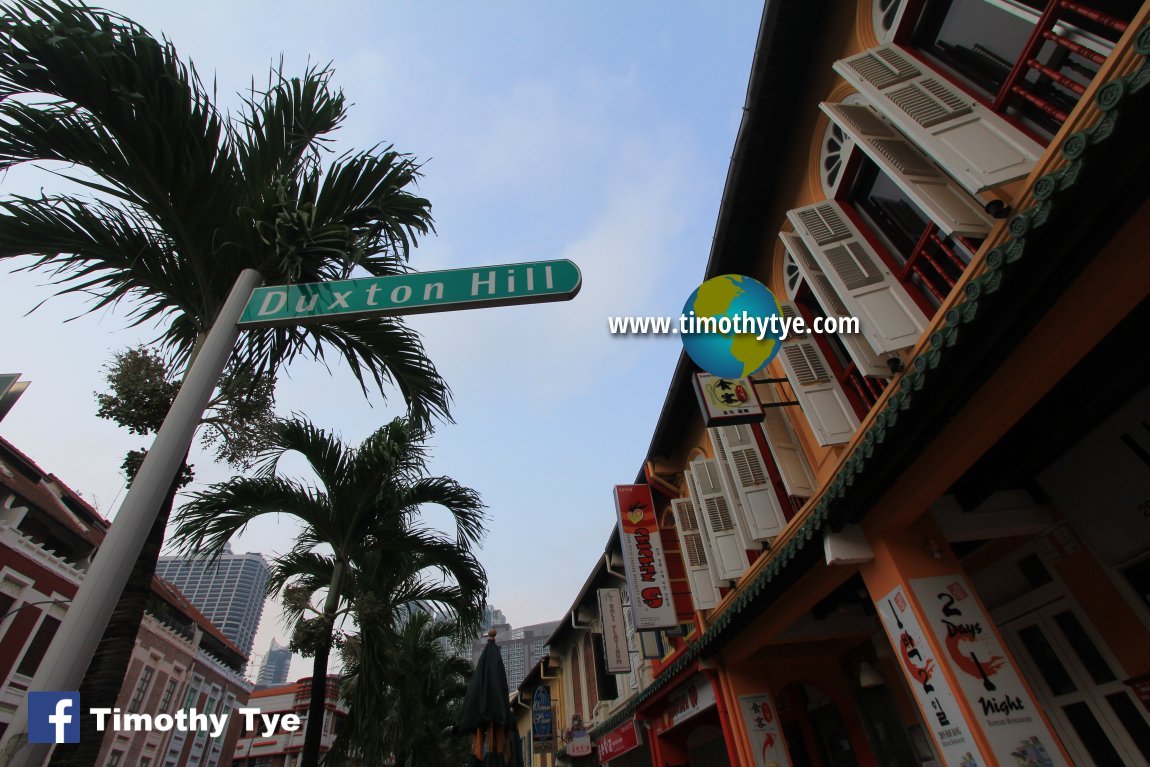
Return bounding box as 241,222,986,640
0,268,263,767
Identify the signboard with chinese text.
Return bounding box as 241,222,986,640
876,585,983,767
597,588,631,673
596,719,643,762
615,485,677,629
661,673,716,731
693,373,766,426
738,693,791,767
912,575,1069,766
567,731,592,757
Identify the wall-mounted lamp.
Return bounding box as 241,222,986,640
925,538,944,560
984,199,1011,219
858,661,884,688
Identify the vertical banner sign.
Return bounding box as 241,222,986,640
597,588,631,673
912,575,1069,766
876,585,984,767
615,485,678,629
738,693,791,767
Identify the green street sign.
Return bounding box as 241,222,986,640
237,259,581,328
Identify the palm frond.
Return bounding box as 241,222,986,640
252,416,349,488
235,317,452,426
172,475,328,554
235,61,346,191
395,475,488,548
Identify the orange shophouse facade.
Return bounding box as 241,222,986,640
579,1,1150,766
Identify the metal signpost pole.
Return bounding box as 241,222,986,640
0,259,580,766
0,269,264,767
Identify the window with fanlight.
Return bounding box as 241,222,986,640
783,250,891,420
902,0,1136,135
847,156,982,310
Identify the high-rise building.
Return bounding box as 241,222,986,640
482,604,507,630
255,639,293,689
156,545,269,657
471,614,560,691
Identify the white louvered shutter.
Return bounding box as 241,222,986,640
686,457,750,581
787,201,928,354
670,497,721,610
820,102,994,237
776,303,860,446
705,427,761,549
780,231,892,377
758,387,818,498
833,44,1043,194
709,425,787,541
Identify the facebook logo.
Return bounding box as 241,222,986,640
28,692,80,744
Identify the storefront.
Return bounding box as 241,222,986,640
596,718,652,767
642,672,737,767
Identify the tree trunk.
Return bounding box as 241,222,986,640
300,560,345,767
48,467,184,767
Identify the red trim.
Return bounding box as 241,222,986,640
707,670,743,767
640,659,704,714
900,44,1050,147
749,422,800,521
839,203,937,318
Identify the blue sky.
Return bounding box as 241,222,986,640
0,1,763,677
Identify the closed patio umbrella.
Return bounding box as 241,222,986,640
455,629,524,767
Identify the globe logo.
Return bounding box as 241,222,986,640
680,274,782,378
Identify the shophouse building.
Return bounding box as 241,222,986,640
231,675,346,767
525,1,1150,766
0,435,251,766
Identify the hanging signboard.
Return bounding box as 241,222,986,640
567,730,593,757
738,693,791,767
597,588,631,673
532,686,554,753
615,485,678,629
876,584,984,767
911,575,1069,766
693,373,766,426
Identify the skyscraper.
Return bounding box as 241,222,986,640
470,607,559,690
156,545,269,657
255,639,292,689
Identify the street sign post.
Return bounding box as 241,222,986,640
238,259,581,328
1,259,581,766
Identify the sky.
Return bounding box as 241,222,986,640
0,1,764,680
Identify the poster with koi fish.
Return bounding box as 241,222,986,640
912,575,1067,766
615,485,678,629
876,585,983,767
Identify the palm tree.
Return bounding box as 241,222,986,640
173,416,487,767
0,2,448,760
334,609,475,767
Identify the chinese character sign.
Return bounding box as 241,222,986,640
738,693,790,767
876,585,984,767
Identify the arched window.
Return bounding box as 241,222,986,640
569,645,583,719
871,0,904,42
583,633,599,710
